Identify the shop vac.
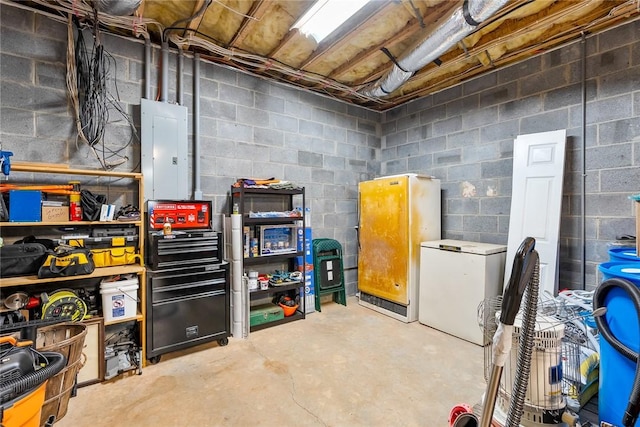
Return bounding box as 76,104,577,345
0,336,66,427
451,237,582,427
593,277,640,427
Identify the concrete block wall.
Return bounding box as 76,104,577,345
381,19,640,290
2,3,638,294
0,4,381,295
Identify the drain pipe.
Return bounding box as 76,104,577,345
177,48,184,105
580,32,587,290
360,0,508,97
160,40,169,102
193,53,203,200
144,38,151,99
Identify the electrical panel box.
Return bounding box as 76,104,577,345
141,99,188,202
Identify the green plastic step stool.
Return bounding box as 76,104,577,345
312,238,347,312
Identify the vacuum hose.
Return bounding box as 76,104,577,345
0,351,66,404
593,277,640,427
505,260,540,427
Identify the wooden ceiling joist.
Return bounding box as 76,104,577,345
328,0,454,83
393,1,627,106
228,0,270,48
25,0,639,110
267,1,318,59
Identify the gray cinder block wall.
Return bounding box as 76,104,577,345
0,4,381,295
381,20,640,290
1,3,638,294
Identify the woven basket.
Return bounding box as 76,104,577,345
36,322,87,425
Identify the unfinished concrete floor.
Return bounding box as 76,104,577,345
57,297,485,427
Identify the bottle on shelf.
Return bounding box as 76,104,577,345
69,181,82,221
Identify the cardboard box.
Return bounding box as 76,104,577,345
42,205,69,222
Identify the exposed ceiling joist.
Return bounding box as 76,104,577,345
228,0,269,47
16,0,640,111
299,1,393,70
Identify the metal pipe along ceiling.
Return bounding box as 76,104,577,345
360,0,509,98
160,40,169,102
144,38,151,99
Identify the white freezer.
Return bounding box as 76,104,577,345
357,174,441,323
419,239,506,345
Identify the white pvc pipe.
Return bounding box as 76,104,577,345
231,214,246,338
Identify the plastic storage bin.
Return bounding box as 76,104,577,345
599,261,640,282
250,303,284,327
8,190,42,222
259,225,298,256
100,278,139,322
608,247,639,262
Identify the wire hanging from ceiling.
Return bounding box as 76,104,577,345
23,0,384,106
66,12,139,170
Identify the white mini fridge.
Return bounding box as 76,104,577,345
419,239,506,345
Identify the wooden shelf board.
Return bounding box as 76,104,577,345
249,281,303,298
104,313,144,327
231,187,304,195
0,264,145,288
1,220,141,227
250,311,304,332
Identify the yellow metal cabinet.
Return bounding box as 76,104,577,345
357,174,441,322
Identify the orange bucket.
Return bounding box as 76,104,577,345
1,381,47,427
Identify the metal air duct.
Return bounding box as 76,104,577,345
91,0,141,16
360,0,509,97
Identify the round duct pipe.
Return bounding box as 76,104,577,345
92,0,141,16
360,0,509,98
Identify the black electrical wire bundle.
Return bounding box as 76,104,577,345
67,14,139,171
75,24,108,148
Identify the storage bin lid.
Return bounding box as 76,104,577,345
608,247,639,262
420,239,506,255
598,261,640,286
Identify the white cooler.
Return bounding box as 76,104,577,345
419,239,506,345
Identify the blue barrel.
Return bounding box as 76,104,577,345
597,262,640,426
608,247,640,262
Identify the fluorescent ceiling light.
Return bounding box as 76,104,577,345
292,0,370,43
